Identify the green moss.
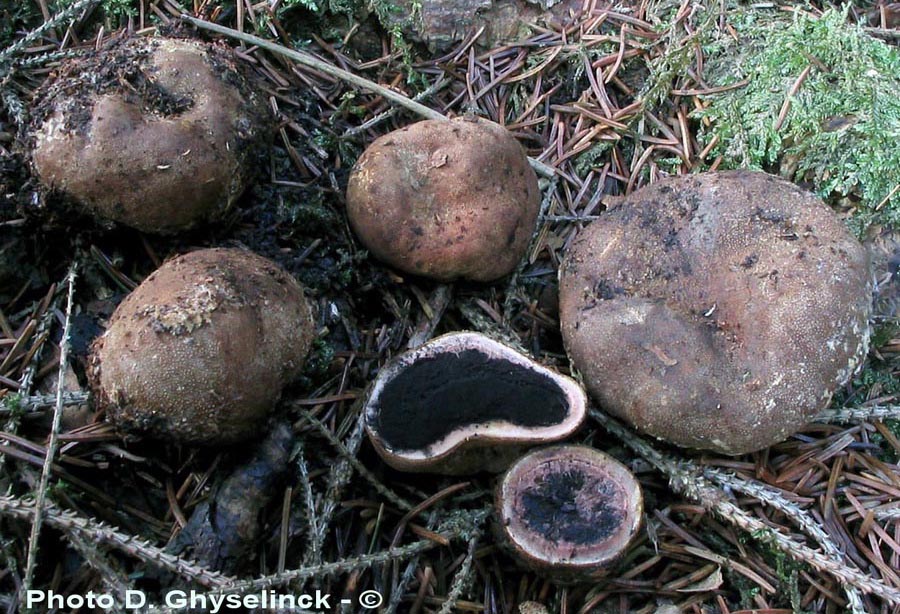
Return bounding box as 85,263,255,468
696,7,900,234
255,0,364,19
739,530,812,612
870,322,899,351
280,0,326,13
1,394,25,431
773,547,809,613
368,0,424,84
574,141,614,177
280,196,341,230
302,338,335,380
54,0,136,20
849,364,900,398
334,91,369,119
867,418,900,464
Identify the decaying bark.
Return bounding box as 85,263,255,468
168,421,294,574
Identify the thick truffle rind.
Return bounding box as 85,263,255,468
346,116,541,282
364,332,587,474
89,248,315,445
559,171,872,454
31,37,269,234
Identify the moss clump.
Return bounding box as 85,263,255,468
55,0,137,20
696,7,900,234
1,394,24,421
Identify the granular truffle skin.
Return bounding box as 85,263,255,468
346,116,540,282
559,171,872,455
31,37,269,234
89,248,315,445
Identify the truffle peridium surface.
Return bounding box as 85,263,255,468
496,444,643,583
364,332,587,474
89,248,315,445
559,170,872,454
346,116,540,282
30,37,269,234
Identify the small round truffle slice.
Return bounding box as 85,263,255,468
364,332,587,474
497,445,642,583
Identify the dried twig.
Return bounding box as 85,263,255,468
66,532,132,614
384,512,441,614
875,506,900,522
704,467,867,613
180,14,557,178
435,533,480,614
816,405,900,423
22,263,77,593
298,409,413,513
343,76,450,138
0,0,99,63
295,443,320,564
0,494,233,588
774,64,812,132
0,392,90,417
17,316,56,397
866,26,900,41
227,541,436,593
407,285,453,349
590,409,900,606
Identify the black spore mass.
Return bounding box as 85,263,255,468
521,469,623,546
374,349,569,451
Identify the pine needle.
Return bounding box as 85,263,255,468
590,409,900,606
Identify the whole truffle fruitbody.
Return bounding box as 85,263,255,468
31,37,269,234
346,117,540,282
89,248,315,445
559,171,872,454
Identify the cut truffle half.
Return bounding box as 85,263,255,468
364,332,586,474
496,445,643,583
